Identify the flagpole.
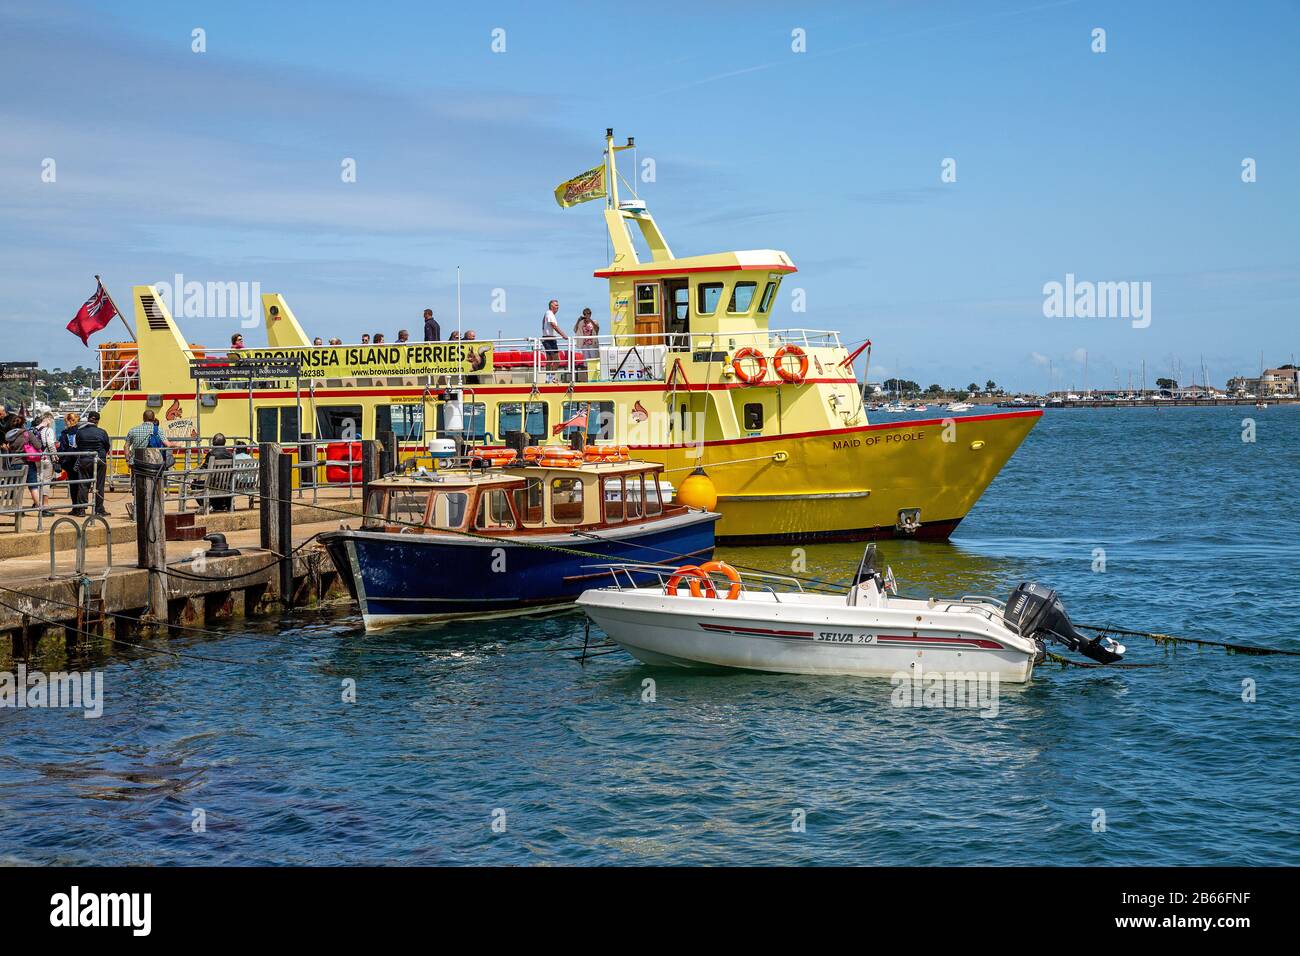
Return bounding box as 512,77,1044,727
95,275,137,342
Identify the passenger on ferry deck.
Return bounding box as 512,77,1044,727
542,299,567,368
230,333,245,349
313,337,324,346
361,334,371,345
423,309,440,341
574,309,599,352
374,333,386,345
397,329,410,343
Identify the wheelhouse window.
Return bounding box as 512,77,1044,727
743,402,764,431
643,472,663,515
513,477,544,525
315,405,363,440
499,402,548,441
561,400,615,441
387,489,431,524
551,477,584,524
430,491,470,529
603,477,625,523
758,281,778,314
635,283,659,316
625,475,642,519
697,283,723,315
475,488,517,531
728,281,758,314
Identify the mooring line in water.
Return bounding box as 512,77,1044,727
1043,651,1161,670
1076,623,1298,657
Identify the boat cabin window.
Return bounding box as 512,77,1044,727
438,401,486,441
743,403,764,431
728,282,757,314
475,488,517,531
377,403,424,442
432,491,470,529
758,281,778,314
635,283,659,317
388,489,432,524
643,472,663,515
513,477,544,525
603,477,625,523
697,283,724,316
499,402,548,442
625,475,642,519
561,400,615,441
551,477,584,524
316,405,363,440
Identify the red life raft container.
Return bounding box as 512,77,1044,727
325,441,362,483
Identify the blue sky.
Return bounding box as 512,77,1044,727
2,0,1296,390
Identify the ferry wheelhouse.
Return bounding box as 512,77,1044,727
89,130,1040,542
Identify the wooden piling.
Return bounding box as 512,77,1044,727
258,442,282,551
277,452,294,608
132,448,169,626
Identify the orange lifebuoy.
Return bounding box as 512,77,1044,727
470,446,517,467
732,347,767,385
698,560,742,600
583,445,630,463
665,565,716,599
773,345,809,384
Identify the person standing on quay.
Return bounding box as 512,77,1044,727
76,411,112,516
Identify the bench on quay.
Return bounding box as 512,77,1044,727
0,464,29,532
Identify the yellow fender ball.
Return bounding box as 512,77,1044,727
677,467,718,511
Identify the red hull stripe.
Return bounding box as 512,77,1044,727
699,622,815,638
593,263,797,279
876,634,1005,650
105,378,860,401
632,410,1041,449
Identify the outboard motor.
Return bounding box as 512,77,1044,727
1003,582,1126,664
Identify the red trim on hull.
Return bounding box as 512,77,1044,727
593,263,797,279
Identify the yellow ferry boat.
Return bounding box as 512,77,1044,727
90,130,1039,542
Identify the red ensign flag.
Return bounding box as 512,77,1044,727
67,280,119,346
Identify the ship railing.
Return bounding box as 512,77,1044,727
927,596,1016,632
170,329,848,391
589,561,807,602
0,451,102,534
283,438,365,505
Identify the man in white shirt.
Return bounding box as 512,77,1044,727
541,299,567,370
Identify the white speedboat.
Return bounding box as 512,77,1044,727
947,401,973,412
577,551,1125,683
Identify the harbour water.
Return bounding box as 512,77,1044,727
2,406,1298,865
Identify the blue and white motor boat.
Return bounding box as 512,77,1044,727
322,451,718,630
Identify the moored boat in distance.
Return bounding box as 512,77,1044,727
86,129,1041,543
322,450,717,630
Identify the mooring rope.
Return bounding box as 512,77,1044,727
1076,623,1299,657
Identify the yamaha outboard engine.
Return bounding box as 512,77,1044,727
1003,582,1125,664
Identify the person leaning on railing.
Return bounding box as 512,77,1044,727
124,409,177,471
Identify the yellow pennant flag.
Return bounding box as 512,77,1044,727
554,164,606,208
